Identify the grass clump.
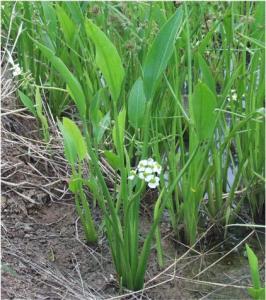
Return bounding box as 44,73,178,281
2,1,265,292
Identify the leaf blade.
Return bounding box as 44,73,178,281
58,117,87,165
85,19,125,102
128,78,146,129
18,90,36,116
143,8,183,100
191,82,217,141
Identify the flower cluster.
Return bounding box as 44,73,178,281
128,158,162,189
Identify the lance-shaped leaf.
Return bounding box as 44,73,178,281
18,90,36,116
85,19,125,102
128,78,146,129
33,39,86,119
58,117,87,166
246,244,262,291
197,53,216,94
56,5,76,48
191,82,217,141
41,2,58,43
143,8,183,100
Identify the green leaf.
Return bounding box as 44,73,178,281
41,2,57,42
191,82,217,141
58,117,87,165
128,78,146,129
143,8,183,100
197,53,216,94
65,2,84,27
18,90,36,116
112,107,126,152
56,5,76,47
224,10,233,44
104,151,120,170
246,244,262,290
85,19,125,102
33,38,86,119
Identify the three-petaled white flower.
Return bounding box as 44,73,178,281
138,167,153,180
146,175,160,189
137,159,148,172
152,162,162,174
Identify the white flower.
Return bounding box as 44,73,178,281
12,64,22,77
128,170,136,180
144,167,153,174
137,159,148,172
232,93,237,101
147,176,160,189
153,162,162,174
230,89,237,101
147,158,155,165
138,172,144,180
227,89,238,102
138,159,148,167
144,174,154,183
145,158,162,174
138,169,152,180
